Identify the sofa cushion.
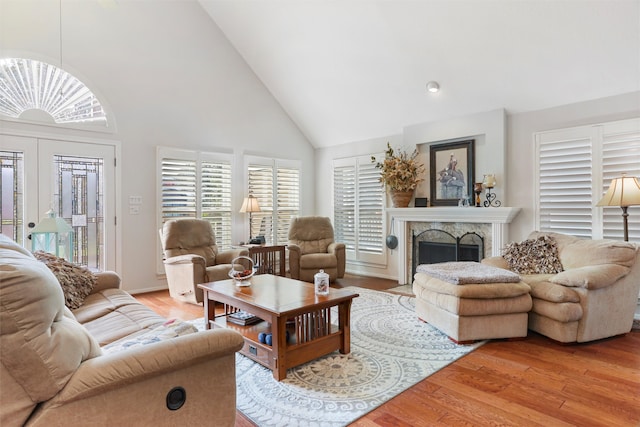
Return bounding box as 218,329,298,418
413,273,531,299
33,251,96,309
550,264,631,289
299,252,338,269
558,238,637,269
102,319,198,354
531,299,583,323
502,235,564,274
526,280,580,303
417,289,532,316
0,235,102,407
74,289,166,346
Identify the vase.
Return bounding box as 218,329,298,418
390,190,413,208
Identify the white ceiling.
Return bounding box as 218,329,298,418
199,0,640,148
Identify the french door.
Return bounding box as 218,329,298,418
0,133,116,270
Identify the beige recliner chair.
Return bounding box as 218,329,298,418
287,216,346,282
161,218,248,304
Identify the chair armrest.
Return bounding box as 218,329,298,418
327,242,345,254
328,243,346,278
216,248,249,264
91,271,121,293
481,256,511,271
27,329,244,426
164,254,206,266
550,264,630,290
287,245,301,279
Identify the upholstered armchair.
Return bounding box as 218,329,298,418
287,216,346,282
161,219,248,304
482,231,640,343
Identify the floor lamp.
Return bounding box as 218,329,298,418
596,174,640,241
240,194,261,240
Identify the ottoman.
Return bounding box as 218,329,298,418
413,261,532,342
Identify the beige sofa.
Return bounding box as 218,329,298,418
0,234,244,426
483,231,640,343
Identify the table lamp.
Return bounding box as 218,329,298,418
239,194,261,240
596,174,640,241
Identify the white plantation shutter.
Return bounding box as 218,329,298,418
0,58,106,125
333,164,356,251
246,157,300,245
158,147,233,253
201,158,233,247
248,164,274,242
333,155,385,265
161,158,197,219
357,161,384,255
536,129,593,237
277,167,300,244
536,118,640,242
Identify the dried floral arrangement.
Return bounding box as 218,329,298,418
371,142,425,192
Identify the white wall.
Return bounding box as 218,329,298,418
0,1,315,293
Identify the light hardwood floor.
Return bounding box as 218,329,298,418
134,274,640,427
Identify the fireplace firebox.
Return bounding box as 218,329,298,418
412,229,484,278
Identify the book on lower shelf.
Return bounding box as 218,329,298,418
227,310,261,326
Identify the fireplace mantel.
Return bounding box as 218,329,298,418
387,207,521,284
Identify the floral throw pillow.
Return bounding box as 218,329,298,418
502,235,564,275
34,251,97,309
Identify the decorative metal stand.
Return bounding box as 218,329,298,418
483,186,502,207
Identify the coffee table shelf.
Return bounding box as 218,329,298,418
198,274,358,380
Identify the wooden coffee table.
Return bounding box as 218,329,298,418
198,274,359,380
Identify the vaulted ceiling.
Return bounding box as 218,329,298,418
200,0,640,148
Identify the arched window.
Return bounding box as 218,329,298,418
0,58,107,125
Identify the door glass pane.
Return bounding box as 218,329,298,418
0,151,24,241
52,155,104,270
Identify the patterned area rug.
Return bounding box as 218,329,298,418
190,287,484,426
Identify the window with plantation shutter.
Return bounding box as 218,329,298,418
333,155,385,265
600,120,640,241
535,118,640,242
245,157,299,245
157,148,233,273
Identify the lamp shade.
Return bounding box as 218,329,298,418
596,175,640,207
239,195,261,213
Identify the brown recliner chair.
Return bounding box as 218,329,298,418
161,218,248,304
287,216,346,283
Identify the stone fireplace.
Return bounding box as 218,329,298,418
386,206,520,284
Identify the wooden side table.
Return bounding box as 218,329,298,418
246,245,286,276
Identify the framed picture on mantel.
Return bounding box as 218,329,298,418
429,139,475,206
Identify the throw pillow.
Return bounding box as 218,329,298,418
502,235,564,275
34,251,96,309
